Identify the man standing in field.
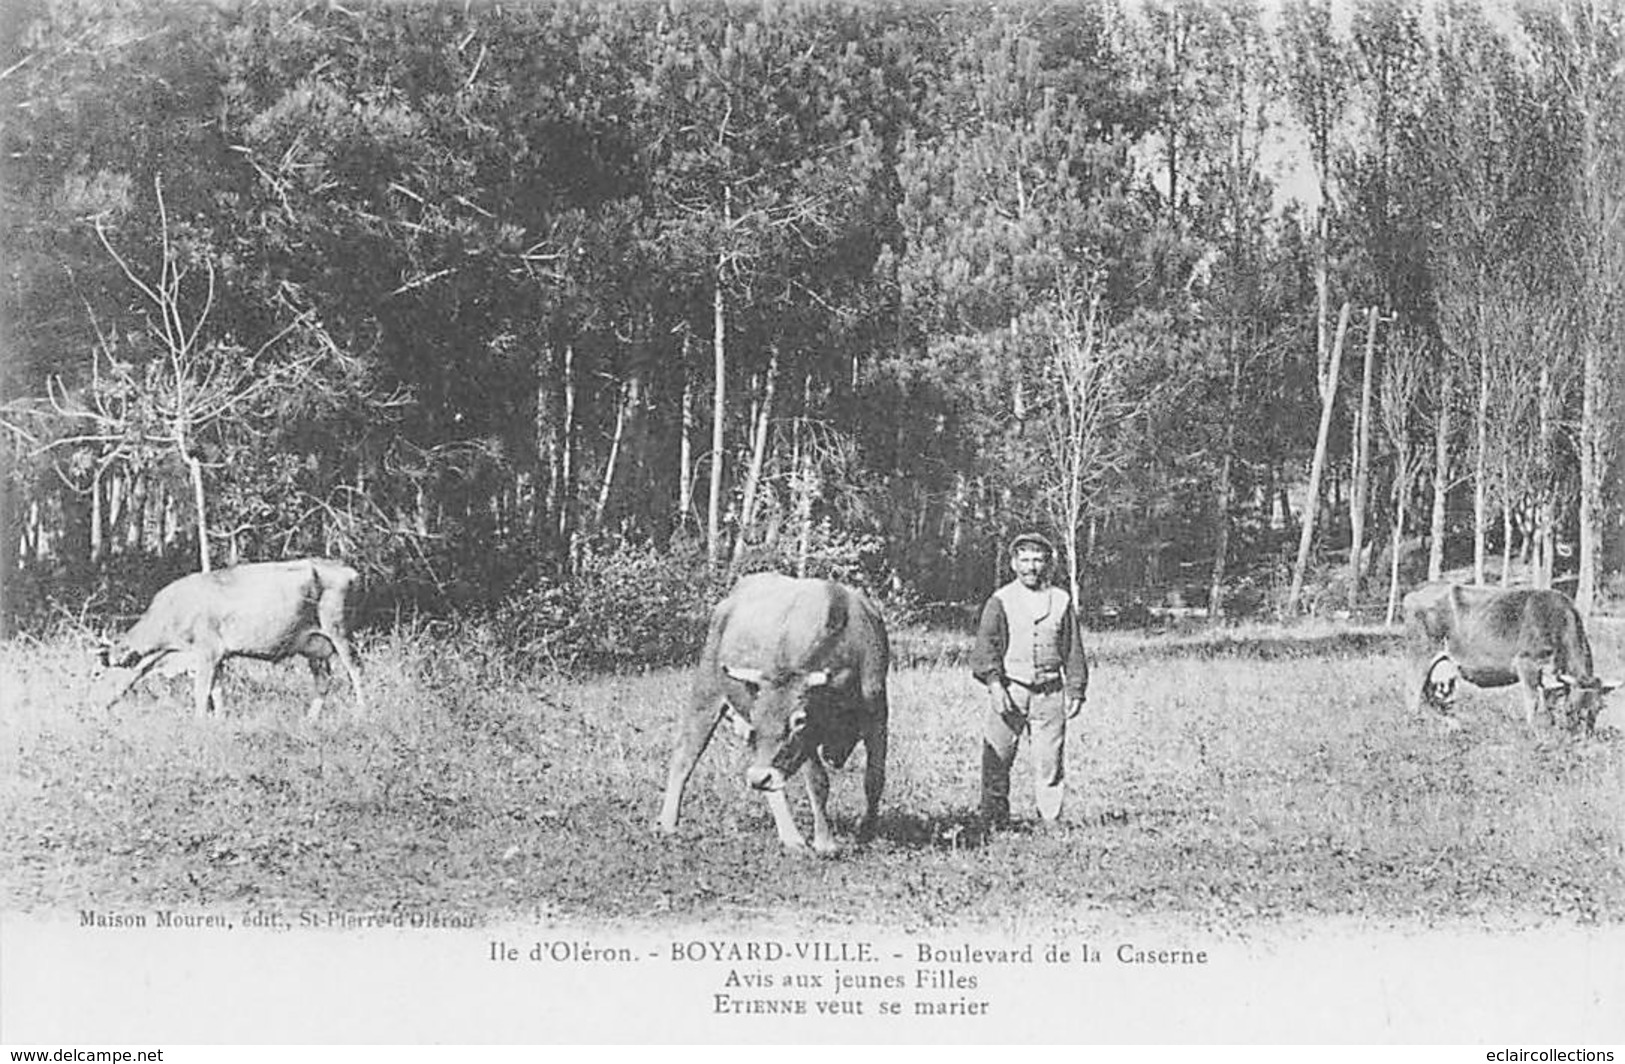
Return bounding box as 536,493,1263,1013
971,532,1089,829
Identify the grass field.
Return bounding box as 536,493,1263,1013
2,619,1622,935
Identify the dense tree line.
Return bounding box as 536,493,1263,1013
2,0,1622,636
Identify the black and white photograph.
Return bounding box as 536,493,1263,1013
1,0,1623,1048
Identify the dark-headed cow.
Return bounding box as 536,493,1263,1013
1402,582,1616,733
99,558,366,721
655,572,890,854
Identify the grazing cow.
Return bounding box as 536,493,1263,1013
655,572,890,854
99,558,366,721
1402,582,1616,733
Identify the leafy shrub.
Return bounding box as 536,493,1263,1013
491,541,733,672
488,526,910,674
731,520,894,593
9,553,199,637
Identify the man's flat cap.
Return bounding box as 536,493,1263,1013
1008,531,1057,557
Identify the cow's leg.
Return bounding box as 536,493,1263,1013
1513,655,1552,731
1533,664,1577,731
655,691,723,836
325,628,366,714
305,651,335,723
311,618,365,712
192,651,223,719
315,578,366,712
1409,662,1429,716
762,785,809,852
802,758,838,854
857,700,887,843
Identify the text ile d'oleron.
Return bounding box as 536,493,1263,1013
489,936,1212,1019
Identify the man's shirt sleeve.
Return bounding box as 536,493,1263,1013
1061,602,1089,700
971,595,1008,685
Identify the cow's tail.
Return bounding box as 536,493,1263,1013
1571,607,1596,676
310,557,359,583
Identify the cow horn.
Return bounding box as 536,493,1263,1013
1426,654,1458,680
1539,669,1569,691
803,669,830,688
723,665,769,687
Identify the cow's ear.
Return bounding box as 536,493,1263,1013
1597,678,1621,695
721,704,754,739
1543,670,1572,691
724,665,769,690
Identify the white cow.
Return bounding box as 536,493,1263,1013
100,558,365,721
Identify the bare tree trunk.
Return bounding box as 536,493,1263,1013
1537,362,1555,589
1428,363,1453,581
1519,503,1535,567
678,330,695,533
531,360,549,537
1085,513,1099,614
1287,302,1352,615
1578,339,1603,614
0,446,15,639
1349,307,1378,609
163,487,179,556
794,446,816,578
595,379,632,528
555,344,577,552
186,447,209,573
1472,333,1490,586
707,267,727,569
1066,522,1083,618
731,344,780,566
1010,314,1026,421
106,470,124,558
90,465,105,565
125,473,144,553
1500,457,1514,586
949,471,968,589
1566,23,1623,616
21,499,36,565
1209,333,1240,617
1386,456,1409,626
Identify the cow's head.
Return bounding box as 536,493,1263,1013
722,664,844,792
1542,669,1620,733
1422,653,1460,709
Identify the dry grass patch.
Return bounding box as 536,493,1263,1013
2,622,1621,932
